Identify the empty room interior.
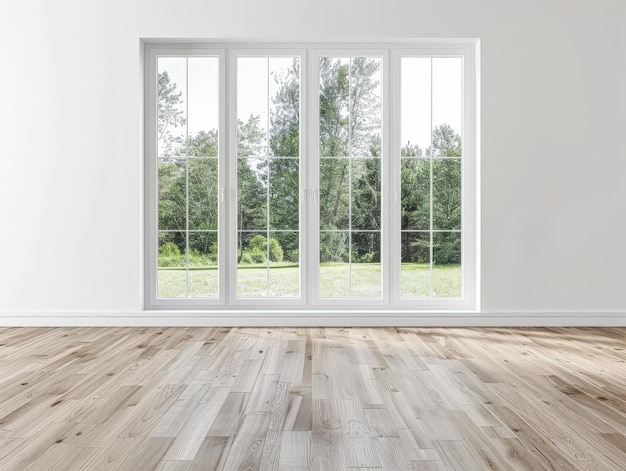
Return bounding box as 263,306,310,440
1,0,625,470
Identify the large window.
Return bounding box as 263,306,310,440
144,42,478,310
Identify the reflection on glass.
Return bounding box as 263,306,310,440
432,58,462,157
269,231,300,297
433,159,461,230
237,158,267,231
433,232,461,298
188,159,218,230
269,159,299,230
350,57,382,157
269,57,300,158
158,159,186,231
351,158,381,231
319,57,349,157
401,232,430,297
188,232,218,297
320,231,350,297
158,231,186,298
237,231,269,298
320,159,349,230
401,159,430,231
401,58,431,155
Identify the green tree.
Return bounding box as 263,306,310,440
157,71,186,156
317,57,382,262
431,123,461,157
431,124,461,230
270,59,300,158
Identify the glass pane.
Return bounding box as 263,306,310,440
351,158,381,231
432,58,463,157
433,232,461,298
433,159,462,230
401,58,431,157
187,57,219,157
158,158,186,231
351,231,381,298
269,158,299,230
269,57,300,157
401,232,430,297
401,159,430,231
269,231,300,297
188,159,218,230
237,231,268,298
350,57,382,157
237,158,267,231
237,58,268,157
319,57,349,157
157,58,187,158
188,232,218,298
320,231,349,297
320,158,349,230
158,231,186,298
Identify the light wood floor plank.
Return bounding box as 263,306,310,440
0,326,624,470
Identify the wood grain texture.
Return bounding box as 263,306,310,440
0,327,624,470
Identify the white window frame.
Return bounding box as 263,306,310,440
143,40,479,312
227,48,307,307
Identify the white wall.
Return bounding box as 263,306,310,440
1,0,625,324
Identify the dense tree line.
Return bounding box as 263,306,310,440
157,59,461,267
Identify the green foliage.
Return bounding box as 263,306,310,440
285,249,299,263
320,232,349,263
238,115,265,157
240,234,283,263
270,59,300,158
249,249,266,264
239,252,253,264
433,159,461,230
159,241,181,257
319,57,349,157
237,157,267,231
401,141,422,157
434,233,461,265
269,238,283,263
157,60,463,271
157,71,186,156
431,123,461,157
186,129,218,157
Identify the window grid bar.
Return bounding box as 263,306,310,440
265,58,270,297
401,230,462,233
348,58,353,296
185,57,190,298
429,58,434,298
157,155,219,159
160,229,219,233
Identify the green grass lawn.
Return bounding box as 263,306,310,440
158,263,461,298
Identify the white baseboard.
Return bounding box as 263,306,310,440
0,312,624,327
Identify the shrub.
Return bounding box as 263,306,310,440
159,241,181,257
355,252,375,263
249,249,266,264
158,241,185,267
249,234,267,251
285,249,299,263
269,238,283,262
239,252,253,264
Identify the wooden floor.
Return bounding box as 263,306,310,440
0,327,624,470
